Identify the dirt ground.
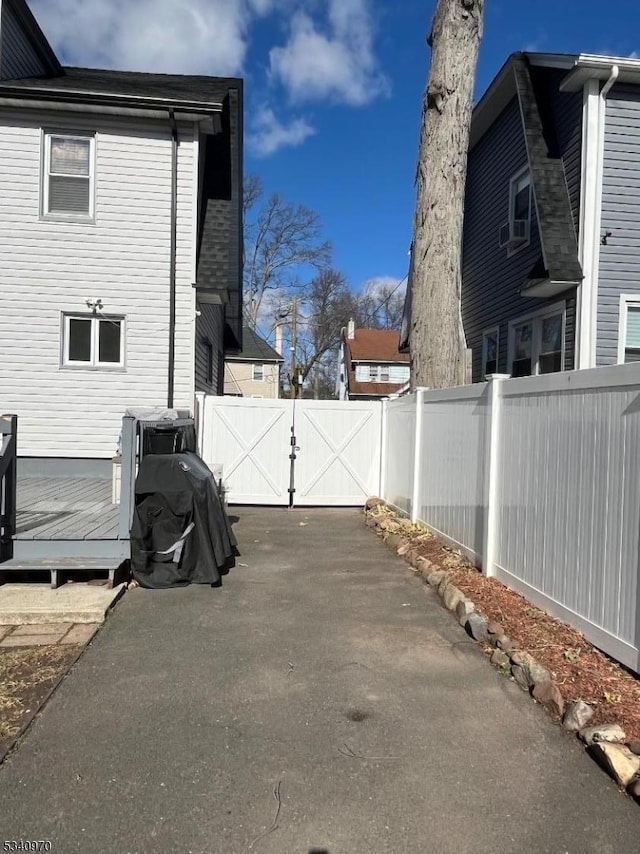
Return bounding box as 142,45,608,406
0,645,81,755
366,503,640,742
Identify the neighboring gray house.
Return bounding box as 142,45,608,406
0,0,243,460
402,52,640,381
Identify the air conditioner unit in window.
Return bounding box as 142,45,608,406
498,219,529,249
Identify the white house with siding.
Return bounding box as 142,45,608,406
0,0,243,464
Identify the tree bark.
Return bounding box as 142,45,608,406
410,0,484,389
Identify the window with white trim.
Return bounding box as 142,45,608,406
499,167,531,253
63,314,124,368
481,328,499,377
43,133,94,217
508,307,564,377
252,363,265,381
619,298,640,364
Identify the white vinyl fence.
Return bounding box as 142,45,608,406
199,395,382,507
381,364,640,673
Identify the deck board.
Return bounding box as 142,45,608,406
15,476,121,542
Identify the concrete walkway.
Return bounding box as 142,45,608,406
0,508,638,853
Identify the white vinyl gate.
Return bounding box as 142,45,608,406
199,396,382,506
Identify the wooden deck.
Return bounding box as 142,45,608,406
15,476,119,541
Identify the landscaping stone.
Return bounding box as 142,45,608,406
427,571,446,588
487,621,504,636
396,539,411,555
562,700,595,732
628,740,640,757
465,613,489,643
531,681,565,717
509,651,550,688
455,598,475,625
590,743,640,788
442,584,463,612
365,497,384,510
497,635,518,654
627,777,640,801
406,550,421,567
437,575,453,597
511,664,530,691
579,723,626,746
490,649,510,669
365,517,377,528
385,533,402,550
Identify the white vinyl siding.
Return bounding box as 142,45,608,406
0,109,196,457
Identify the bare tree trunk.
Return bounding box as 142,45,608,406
410,0,484,389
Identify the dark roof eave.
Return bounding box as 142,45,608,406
0,84,224,114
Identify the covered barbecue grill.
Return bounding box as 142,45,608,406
130,451,237,589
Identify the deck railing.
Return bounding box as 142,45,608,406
0,415,17,562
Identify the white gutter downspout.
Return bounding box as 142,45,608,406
577,64,618,369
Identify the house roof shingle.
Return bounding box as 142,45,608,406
345,328,410,363
226,325,283,363
0,65,237,108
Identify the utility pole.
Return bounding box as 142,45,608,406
289,297,298,399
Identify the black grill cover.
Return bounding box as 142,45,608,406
130,451,238,589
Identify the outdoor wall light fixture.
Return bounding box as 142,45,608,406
85,298,104,312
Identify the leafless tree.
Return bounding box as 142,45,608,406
409,0,485,388
285,269,355,399
243,176,332,329
355,279,406,330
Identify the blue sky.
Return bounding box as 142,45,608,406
32,0,639,297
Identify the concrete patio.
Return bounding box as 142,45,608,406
0,507,638,853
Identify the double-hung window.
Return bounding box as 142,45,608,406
500,167,531,253
508,306,564,377
481,328,499,377
618,297,640,364
252,363,265,381
43,132,94,217
63,314,124,368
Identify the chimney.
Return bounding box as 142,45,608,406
347,318,355,340
275,323,283,356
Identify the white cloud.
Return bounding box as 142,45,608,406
269,0,389,106
31,0,276,75
248,106,316,157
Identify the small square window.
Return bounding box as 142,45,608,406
63,314,123,368
44,133,94,217
252,363,264,381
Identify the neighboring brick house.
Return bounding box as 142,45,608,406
224,325,283,398
338,321,410,400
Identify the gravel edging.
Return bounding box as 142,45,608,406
363,497,640,802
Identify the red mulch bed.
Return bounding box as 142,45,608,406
366,505,640,741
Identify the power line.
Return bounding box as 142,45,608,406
359,273,408,328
